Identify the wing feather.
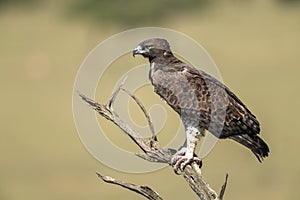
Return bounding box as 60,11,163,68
151,61,260,138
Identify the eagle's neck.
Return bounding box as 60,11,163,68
148,53,182,84
148,49,174,63
150,57,183,69
149,51,177,64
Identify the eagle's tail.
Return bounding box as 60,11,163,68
230,134,269,162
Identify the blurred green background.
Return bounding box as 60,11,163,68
1,0,300,199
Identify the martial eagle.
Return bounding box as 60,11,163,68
132,38,269,172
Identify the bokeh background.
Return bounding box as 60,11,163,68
1,0,300,199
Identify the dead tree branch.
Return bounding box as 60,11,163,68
78,78,228,200
121,87,157,141
96,172,163,200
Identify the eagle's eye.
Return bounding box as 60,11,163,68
147,45,153,49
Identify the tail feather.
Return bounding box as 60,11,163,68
230,134,269,162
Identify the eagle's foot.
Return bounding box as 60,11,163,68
171,148,202,174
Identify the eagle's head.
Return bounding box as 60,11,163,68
132,38,172,58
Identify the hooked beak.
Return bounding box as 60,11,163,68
132,45,147,57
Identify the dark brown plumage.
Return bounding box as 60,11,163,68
133,38,269,167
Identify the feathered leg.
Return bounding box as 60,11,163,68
171,127,204,174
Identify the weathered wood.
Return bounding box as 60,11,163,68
96,172,163,200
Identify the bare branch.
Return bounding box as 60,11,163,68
78,85,228,200
96,172,163,200
107,76,128,109
121,88,157,141
219,174,229,200
183,165,218,199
